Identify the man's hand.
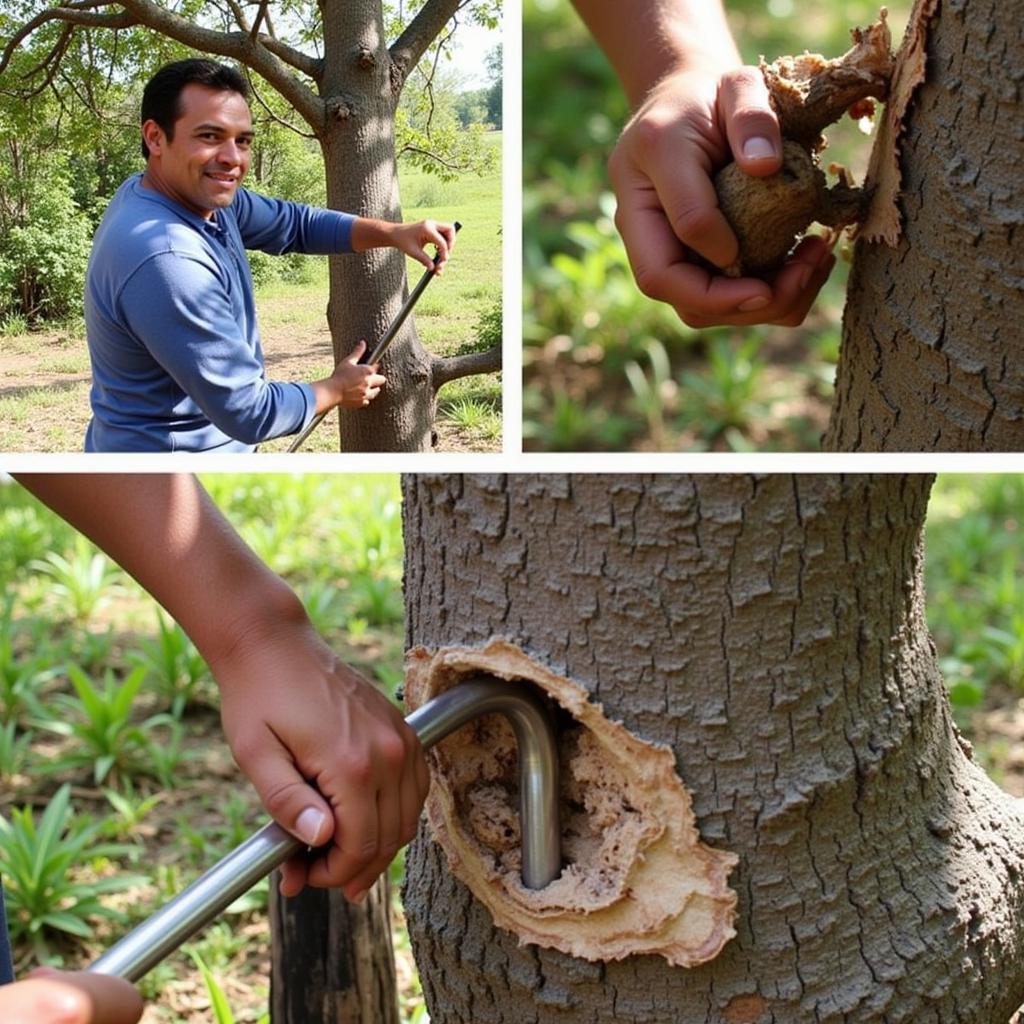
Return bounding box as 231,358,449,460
313,340,387,412
213,611,430,902
0,969,142,1024
608,64,835,328
351,217,457,274
388,219,457,274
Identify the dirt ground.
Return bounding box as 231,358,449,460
0,316,497,453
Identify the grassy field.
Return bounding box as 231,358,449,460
2,473,1023,1021
523,0,910,452
0,134,501,454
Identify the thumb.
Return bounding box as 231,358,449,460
243,744,335,847
345,339,367,364
719,66,783,177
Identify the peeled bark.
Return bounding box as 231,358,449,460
826,0,1024,451
401,474,1024,1023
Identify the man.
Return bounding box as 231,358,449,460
85,58,456,451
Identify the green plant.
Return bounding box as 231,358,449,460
0,720,32,780
0,609,56,724
441,396,501,439
0,784,143,958
30,535,123,624
624,339,677,448
42,664,171,786
189,951,269,1024
101,781,164,840
348,574,403,626
131,609,209,717
679,336,767,438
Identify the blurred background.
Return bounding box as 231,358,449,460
523,0,908,451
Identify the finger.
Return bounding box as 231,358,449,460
718,66,783,176
366,372,387,388
365,388,381,401
630,152,741,270
345,339,367,364
23,971,143,1024
235,734,334,849
277,857,309,898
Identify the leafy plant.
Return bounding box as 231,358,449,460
30,534,123,624
0,608,56,724
41,664,171,786
625,339,677,448
679,336,768,438
0,720,32,780
189,951,269,1024
131,609,209,717
101,781,164,841
0,784,143,958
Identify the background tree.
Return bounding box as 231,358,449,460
401,474,1024,1022
0,0,502,451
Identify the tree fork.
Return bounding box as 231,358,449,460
401,474,1024,1023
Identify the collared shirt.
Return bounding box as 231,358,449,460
84,174,355,452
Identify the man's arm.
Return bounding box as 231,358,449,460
16,474,429,902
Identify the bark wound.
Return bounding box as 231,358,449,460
404,640,738,968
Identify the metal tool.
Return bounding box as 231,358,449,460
287,221,462,453
87,676,560,982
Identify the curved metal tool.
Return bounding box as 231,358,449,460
287,221,462,453
87,677,560,982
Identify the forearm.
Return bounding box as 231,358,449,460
15,474,307,677
350,217,399,253
571,0,741,106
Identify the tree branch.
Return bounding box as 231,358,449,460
0,2,131,77
431,346,502,389
389,0,472,89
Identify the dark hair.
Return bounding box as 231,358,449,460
140,58,250,159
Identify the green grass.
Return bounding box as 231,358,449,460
523,0,910,452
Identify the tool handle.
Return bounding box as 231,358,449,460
286,220,461,453
87,677,559,983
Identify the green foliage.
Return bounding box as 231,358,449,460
41,664,172,786
189,951,269,1024
0,720,33,781
130,610,210,717
30,535,124,625
926,476,1024,717
0,784,143,957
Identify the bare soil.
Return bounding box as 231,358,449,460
0,317,496,453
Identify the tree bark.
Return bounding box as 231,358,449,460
401,474,1024,1023
270,876,399,1024
825,0,1024,451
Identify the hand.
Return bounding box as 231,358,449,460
0,969,142,1024
330,341,387,408
213,609,429,902
390,219,457,274
608,64,835,327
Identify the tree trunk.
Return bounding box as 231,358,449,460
825,0,1024,451
270,876,399,1024
318,0,436,452
401,474,1024,1023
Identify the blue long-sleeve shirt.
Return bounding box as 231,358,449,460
84,174,355,452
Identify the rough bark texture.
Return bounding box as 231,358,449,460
402,475,1024,1023
270,875,398,1024
825,0,1024,451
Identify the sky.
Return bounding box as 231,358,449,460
446,15,502,89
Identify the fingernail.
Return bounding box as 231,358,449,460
742,136,777,161
295,807,327,845
738,295,770,312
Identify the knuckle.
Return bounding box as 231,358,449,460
633,263,669,301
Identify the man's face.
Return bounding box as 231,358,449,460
143,83,253,218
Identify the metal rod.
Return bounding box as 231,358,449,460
286,221,462,453
88,677,559,982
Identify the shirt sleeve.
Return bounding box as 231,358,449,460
233,187,355,255
118,252,316,445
